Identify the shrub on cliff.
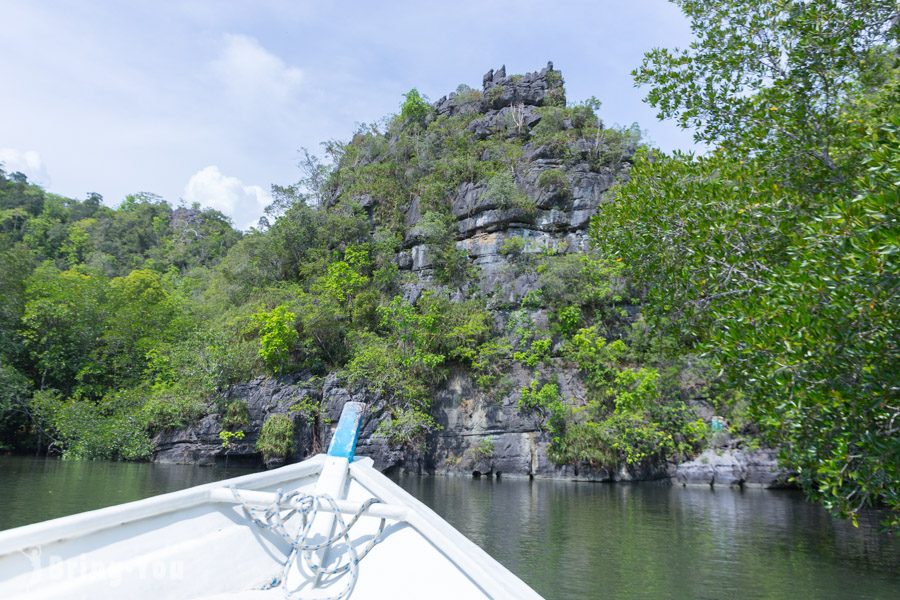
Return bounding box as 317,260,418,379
483,171,536,215
399,88,431,127
536,169,569,196
417,211,471,285
142,384,207,433
222,401,250,431
375,407,437,451
515,327,706,470
256,414,295,462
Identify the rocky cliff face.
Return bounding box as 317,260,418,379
404,62,616,303
153,366,787,487
153,63,786,489
153,374,320,466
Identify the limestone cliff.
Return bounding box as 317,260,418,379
153,64,786,488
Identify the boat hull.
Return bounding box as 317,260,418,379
0,455,543,599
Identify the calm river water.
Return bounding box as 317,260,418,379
1,456,897,599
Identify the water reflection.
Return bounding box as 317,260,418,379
0,456,258,530
393,475,899,600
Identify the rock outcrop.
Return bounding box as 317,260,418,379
153,370,785,487
153,374,320,466
154,367,673,483
407,64,619,305
674,448,792,488
433,62,565,118
152,63,785,489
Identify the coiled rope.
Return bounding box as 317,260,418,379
232,487,386,600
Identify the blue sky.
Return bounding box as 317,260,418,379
0,0,695,229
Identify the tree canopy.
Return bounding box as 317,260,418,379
595,0,898,526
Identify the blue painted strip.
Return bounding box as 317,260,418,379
327,402,366,460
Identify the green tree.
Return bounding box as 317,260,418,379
0,360,32,449
99,269,185,388
400,88,431,126
20,264,106,394
251,304,300,374
0,245,34,360
635,0,899,189
711,118,899,525
596,0,899,525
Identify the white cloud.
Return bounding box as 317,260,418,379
183,165,271,230
211,34,304,106
0,2,696,212
0,148,50,186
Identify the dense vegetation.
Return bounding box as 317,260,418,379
0,76,701,473
0,182,242,458
595,0,898,525
0,0,895,527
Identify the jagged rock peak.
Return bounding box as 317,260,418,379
482,64,506,86
434,61,565,117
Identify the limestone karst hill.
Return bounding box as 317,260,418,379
153,63,784,487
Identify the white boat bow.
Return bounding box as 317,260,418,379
0,402,544,599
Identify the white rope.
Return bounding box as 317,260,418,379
232,487,386,600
